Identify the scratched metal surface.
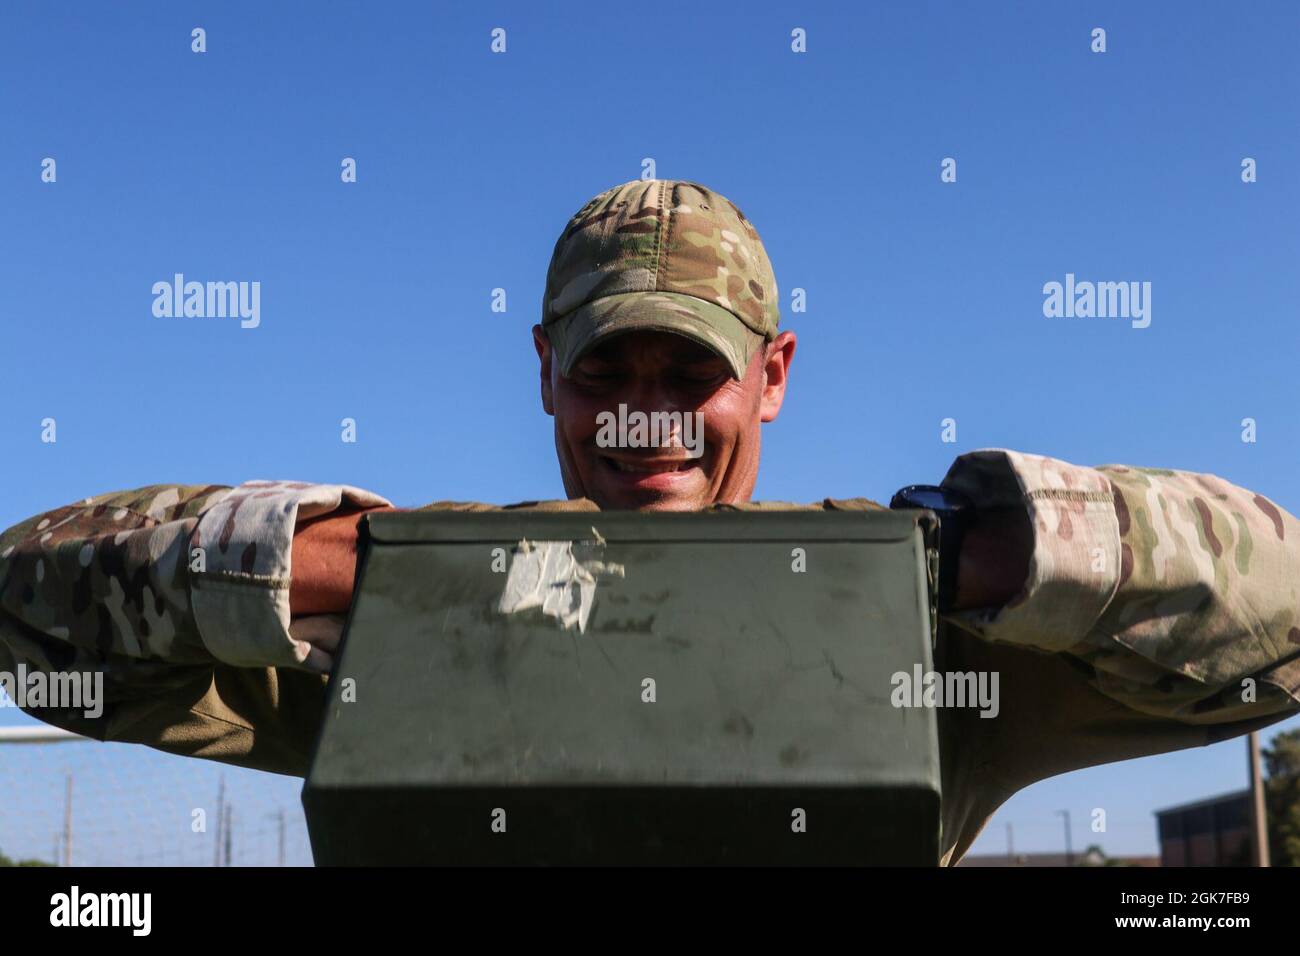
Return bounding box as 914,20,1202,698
308,511,938,793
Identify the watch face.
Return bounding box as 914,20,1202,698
892,485,951,512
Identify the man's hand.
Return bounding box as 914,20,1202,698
290,505,397,616
288,614,347,673
952,507,1033,611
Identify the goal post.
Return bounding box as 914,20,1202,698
0,726,87,744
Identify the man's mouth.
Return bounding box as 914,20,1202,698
597,454,703,487
604,456,694,474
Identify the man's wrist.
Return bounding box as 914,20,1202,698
952,507,1033,610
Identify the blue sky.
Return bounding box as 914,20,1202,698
1,0,1297,863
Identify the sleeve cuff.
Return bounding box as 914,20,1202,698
188,481,390,668
940,449,1122,652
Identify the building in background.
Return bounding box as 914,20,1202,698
1154,790,1251,867
959,848,1159,867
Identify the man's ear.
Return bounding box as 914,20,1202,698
532,324,555,416
758,330,797,423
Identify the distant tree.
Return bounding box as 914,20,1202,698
1077,844,1107,866
1076,843,1141,867
0,847,54,867
1263,728,1300,867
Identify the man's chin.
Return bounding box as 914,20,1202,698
618,493,707,512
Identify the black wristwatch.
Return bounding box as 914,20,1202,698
889,484,974,613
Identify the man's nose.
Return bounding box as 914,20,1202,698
618,378,686,416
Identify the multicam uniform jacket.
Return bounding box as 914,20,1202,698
2,450,1299,865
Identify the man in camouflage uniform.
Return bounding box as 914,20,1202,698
2,180,1298,865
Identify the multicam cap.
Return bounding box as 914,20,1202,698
542,180,780,379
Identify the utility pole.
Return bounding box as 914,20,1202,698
1056,809,1073,867
214,776,225,867
1248,731,1270,867
1006,823,1014,862
63,775,73,867
223,804,233,867
277,810,286,867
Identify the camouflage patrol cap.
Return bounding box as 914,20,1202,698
542,180,780,380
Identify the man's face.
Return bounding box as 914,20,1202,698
533,327,796,511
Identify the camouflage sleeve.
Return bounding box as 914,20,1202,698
0,480,390,670
188,480,389,666
0,485,235,666
0,480,387,770
0,483,238,745
940,449,1300,724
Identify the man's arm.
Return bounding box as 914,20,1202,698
942,449,1300,724
0,480,390,773
289,506,395,617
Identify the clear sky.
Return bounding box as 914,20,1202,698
1,0,1297,863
